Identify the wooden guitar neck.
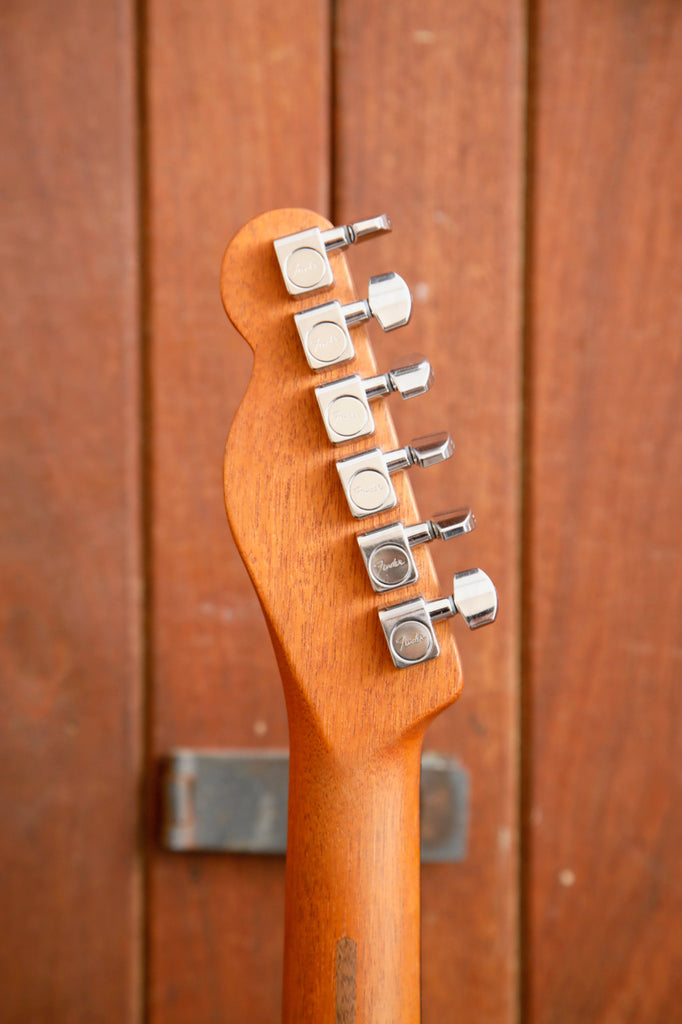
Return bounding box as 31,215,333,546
284,717,423,1023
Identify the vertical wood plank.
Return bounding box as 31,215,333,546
0,1,141,1021
145,2,329,1021
335,2,526,1021
526,3,682,1021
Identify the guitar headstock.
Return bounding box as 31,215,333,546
221,209,496,761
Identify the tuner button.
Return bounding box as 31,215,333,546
451,568,498,629
274,216,391,296
367,273,412,331
383,432,454,474
407,432,455,468
379,568,498,667
430,508,476,541
387,354,432,398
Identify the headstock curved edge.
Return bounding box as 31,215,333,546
221,208,462,763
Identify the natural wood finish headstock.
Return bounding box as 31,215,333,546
221,208,462,760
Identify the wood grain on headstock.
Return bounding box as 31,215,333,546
221,209,462,1024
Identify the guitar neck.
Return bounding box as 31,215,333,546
283,715,423,1024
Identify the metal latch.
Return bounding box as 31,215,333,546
161,750,469,863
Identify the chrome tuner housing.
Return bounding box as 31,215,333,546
357,508,475,593
294,272,412,370
335,433,455,519
379,569,498,667
315,355,432,444
274,216,391,296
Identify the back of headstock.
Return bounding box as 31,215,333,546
221,209,490,761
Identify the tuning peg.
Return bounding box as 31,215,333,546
379,568,498,668
294,273,412,370
357,508,475,592
387,432,455,469
274,215,392,296
315,355,432,444
336,432,454,519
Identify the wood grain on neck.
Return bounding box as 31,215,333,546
221,209,462,1022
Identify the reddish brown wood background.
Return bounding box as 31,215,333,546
0,1,142,1021
1,1,680,1022
525,3,682,1021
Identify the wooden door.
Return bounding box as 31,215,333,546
1,1,680,1022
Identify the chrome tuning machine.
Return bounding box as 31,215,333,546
274,215,392,296
294,272,412,370
315,355,432,444
336,432,454,519
357,508,475,592
379,569,498,668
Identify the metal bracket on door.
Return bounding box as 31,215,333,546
160,750,469,863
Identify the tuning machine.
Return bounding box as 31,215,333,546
336,432,454,518
315,355,432,444
294,272,412,370
379,569,498,668
357,508,475,592
274,215,392,296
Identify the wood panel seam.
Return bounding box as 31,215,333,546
135,0,152,1021
519,2,538,1022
